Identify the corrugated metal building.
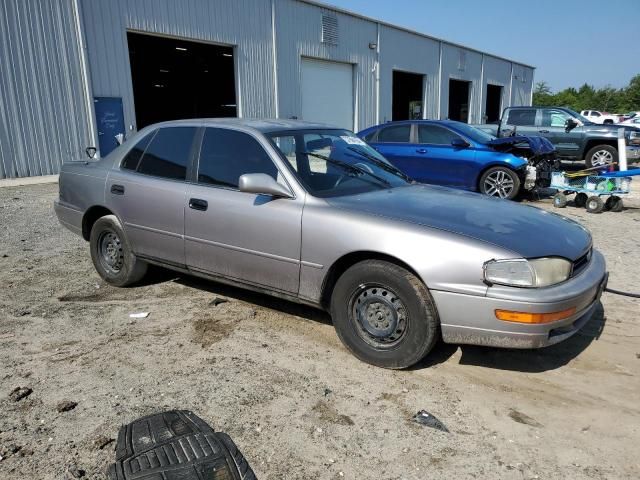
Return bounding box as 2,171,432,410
0,0,534,179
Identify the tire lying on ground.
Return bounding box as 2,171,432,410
330,260,439,369
89,214,147,287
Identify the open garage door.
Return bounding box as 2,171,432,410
448,79,471,123
127,32,237,129
301,58,353,130
392,71,424,121
485,84,503,123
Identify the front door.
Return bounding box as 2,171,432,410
184,127,303,294
537,108,583,157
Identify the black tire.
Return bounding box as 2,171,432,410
329,260,439,369
553,192,567,208
585,144,617,168
574,192,588,208
586,196,604,214
217,432,257,480
89,214,147,287
605,195,624,212
479,166,521,200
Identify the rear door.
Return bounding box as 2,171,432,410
501,108,539,137
367,123,416,174
106,126,198,266
537,108,583,157
184,127,303,294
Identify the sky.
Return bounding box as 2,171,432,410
323,0,639,93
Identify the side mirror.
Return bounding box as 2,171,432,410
451,138,470,148
565,118,578,132
85,147,97,159
239,173,293,198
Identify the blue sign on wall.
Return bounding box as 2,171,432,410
94,97,125,157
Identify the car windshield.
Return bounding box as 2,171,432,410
450,122,496,143
268,129,411,198
564,108,592,124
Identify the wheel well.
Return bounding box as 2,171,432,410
475,163,520,191
320,251,423,309
603,119,614,124
584,139,617,157
82,206,114,240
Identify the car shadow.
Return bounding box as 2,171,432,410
414,302,607,373
141,266,333,325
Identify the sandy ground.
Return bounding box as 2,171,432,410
0,180,639,479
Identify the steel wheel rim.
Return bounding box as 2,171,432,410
98,230,124,274
588,199,599,210
484,170,515,198
591,150,613,167
349,284,408,349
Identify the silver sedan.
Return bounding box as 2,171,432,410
54,119,608,368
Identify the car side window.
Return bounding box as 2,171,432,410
377,125,411,143
197,128,278,188
592,111,601,117
363,130,378,142
505,109,536,126
418,125,461,145
121,131,156,171
136,127,197,180
541,109,572,128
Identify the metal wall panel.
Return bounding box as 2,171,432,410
274,0,377,132
378,26,440,123
510,64,534,106
0,0,93,178
481,55,512,121
439,43,483,123
79,0,277,136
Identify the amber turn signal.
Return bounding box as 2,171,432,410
495,307,577,324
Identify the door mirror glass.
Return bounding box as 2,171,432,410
565,118,579,132
451,138,469,148
85,147,97,159
239,173,293,198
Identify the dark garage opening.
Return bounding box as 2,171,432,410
392,71,424,121
485,84,503,123
448,79,471,123
127,32,237,129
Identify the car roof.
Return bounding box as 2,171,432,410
142,118,341,134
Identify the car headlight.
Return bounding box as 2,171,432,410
484,258,572,288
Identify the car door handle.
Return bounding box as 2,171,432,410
189,198,208,211
538,130,550,133
416,148,428,154
110,184,125,195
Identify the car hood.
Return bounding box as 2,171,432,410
486,135,556,155
327,184,591,261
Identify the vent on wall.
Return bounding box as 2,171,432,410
457,50,466,71
321,13,338,45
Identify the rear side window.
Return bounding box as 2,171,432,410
377,125,411,143
121,131,156,171
362,130,378,142
505,109,536,126
136,127,197,180
197,128,278,188
418,125,460,145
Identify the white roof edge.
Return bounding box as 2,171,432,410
295,0,536,69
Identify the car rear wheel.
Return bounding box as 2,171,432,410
585,145,617,168
479,167,521,200
330,260,439,369
90,215,147,287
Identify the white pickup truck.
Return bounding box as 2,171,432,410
580,110,618,124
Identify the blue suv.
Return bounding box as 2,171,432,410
358,120,555,200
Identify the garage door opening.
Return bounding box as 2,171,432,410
301,58,353,130
485,84,503,123
448,79,471,123
127,32,237,129
392,71,424,121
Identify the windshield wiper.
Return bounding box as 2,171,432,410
302,151,391,188
345,146,413,182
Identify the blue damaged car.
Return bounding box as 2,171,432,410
358,120,557,200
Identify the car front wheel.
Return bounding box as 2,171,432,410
479,166,521,200
330,260,439,369
585,145,617,168
89,215,147,287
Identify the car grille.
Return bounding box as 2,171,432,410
572,249,592,277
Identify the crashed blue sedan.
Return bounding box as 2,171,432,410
358,120,557,200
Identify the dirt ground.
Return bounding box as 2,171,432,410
1,180,639,479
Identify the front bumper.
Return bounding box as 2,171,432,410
433,249,607,349
626,146,640,160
